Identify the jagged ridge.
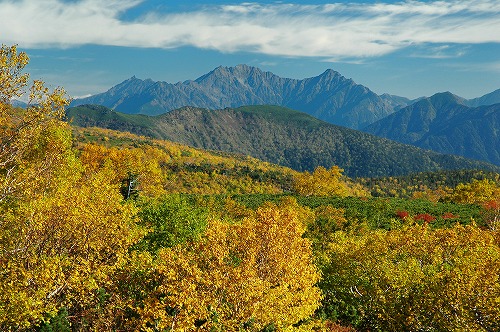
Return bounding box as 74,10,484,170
72,65,397,129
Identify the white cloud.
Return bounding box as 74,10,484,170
409,44,471,59
1,0,499,59
72,93,92,99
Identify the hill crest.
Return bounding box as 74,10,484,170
67,104,500,177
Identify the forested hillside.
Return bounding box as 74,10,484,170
67,104,500,177
3,45,500,332
364,92,500,166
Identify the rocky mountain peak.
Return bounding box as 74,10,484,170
319,68,342,78
72,65,399,128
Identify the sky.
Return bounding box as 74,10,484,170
1,0,499,100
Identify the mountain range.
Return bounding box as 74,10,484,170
66,104,500,178
72,65,500,131
69,64,500,174
364,92,500,166
72,64,408,130
464,88,500,108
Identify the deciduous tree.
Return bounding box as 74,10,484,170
0,45,143,330
321,224,500,331
113,199,322,331
294,166,348,197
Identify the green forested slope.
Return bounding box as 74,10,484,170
66,104,500,177
364,92,500,166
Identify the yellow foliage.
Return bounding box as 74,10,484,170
293,166,349,197
0,166,143,329
113,199,322,331
412,186,452,202
74,127,295,196
79,143,166,197
0,45,144,330
448,178,500,204
308,205,348,256
324,224,500,331
0,44,29,104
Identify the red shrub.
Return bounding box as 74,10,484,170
442,212,459,219
396,210,409,220
414,213,435,223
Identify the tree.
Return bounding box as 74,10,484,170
293,166,349,197
0,46,68,204
0,44,29,104
448,179,500,205
111,198,322,331
0,45,144,330
135,194,208,252
320,224,500,331
79,143,166,198
445,178,500,230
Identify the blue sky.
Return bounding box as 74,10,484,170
1,0,499,100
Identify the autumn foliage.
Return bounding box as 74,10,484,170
321,224,500,331
3,45,500,332
0,46,327,331
106,199,322,331
293,166,349,197
0,45,145,330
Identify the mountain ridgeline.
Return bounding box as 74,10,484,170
465,88,500,108
66,104,500,178
364,92,500,166
69,65,500,174
71,65,406,129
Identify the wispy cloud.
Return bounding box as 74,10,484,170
444,60,500,73
1,0,499,59
409,44,470,59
